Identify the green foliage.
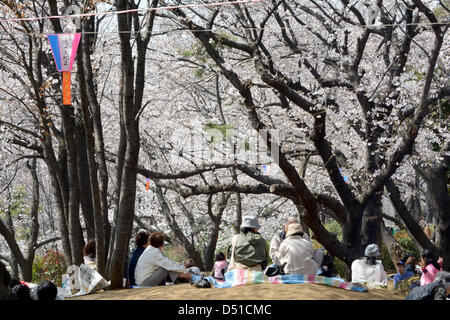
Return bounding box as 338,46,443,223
194,68,204,78
204,122,235,144
324,220,343,241
394,230,420,258
0,186,35,242
381,244,396,273
32,250,66,287
333,257,348,279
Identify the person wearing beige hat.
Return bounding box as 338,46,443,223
269,217,305,262
272,223,319,275
228,216,269,271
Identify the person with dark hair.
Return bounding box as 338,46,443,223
36,280,57,300
9,278,21,289
11,284,32,300
393,261,415,288
83,239,96,270
228,216,269,271
404,255,418,274
134,232,191,287
351,244,387,287
213,252,228,281
184,258,201,275
419,250,443,286
127,230,150,287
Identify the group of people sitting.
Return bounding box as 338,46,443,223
123,215,328,288
348,238,449,299
19,213,438,301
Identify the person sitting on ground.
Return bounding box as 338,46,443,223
419,250,443,286
11,283,32,300
272,223,319,275
184,258,201,276
318,249,338,278
213,252,228,281
36,280,57,301
83,239,96,270
405,271,450,300
9,278,21,289
128,230,150,287
228,216,269,271
134,232,191,287
269,217,305,262
351,244,388,287
394,260,415,288
403,255,418,274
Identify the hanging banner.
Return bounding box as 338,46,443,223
47,33,81,105
146,177,150,191
47,33,81,72
62,71,71,105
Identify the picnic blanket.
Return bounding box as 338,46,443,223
206,269,368,292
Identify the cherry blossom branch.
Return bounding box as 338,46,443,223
359,28,446,208
136,163,236,179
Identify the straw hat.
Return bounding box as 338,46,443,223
286,223,304,237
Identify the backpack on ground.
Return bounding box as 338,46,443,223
233,232,267,267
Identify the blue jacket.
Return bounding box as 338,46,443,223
394,271,415,287
128,246,145,286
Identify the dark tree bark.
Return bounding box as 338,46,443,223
75,121,96,240
109,0,159,288
0,261,12,299
415,156,450,271
76,27,106,276
203,193,230,271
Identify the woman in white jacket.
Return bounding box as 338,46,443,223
273,223,319,275
134,232,192,286
351,243,388,288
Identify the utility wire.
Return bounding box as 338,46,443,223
0,20,449,37
0,0,262,23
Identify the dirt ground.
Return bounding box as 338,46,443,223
68,283,405,300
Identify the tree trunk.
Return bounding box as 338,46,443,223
385,179,438,256
381,221,405,266
60,105,83,266
75,122,96,240
82,16,111,258
77,34,106,276
108,27,140,287
203,193,230,272
416,160,450,271
361,193,383,249
106,71,127,278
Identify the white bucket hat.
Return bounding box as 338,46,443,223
240,216,261,229
364,244,380,258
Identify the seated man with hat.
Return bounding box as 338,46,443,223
228,216,269,271
272,223,319,275
393,260,415,288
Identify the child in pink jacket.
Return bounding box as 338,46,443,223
213,252,228,281
420,250,443,286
